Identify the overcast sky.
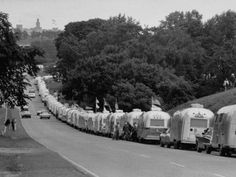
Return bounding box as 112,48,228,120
1,0,236,30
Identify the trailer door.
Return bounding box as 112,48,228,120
184,118,208,143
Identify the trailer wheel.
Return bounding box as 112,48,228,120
174,141,179,149
138,137,144,143
226,151,232,157
219,148,225,156
160,139,164,147
196,142,202,153
206,146,212,154
197,146,202,153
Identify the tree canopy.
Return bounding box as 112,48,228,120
0,12,42,107
54,11,236,111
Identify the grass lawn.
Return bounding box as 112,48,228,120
168,88,236,114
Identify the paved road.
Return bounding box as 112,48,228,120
22,93,236,177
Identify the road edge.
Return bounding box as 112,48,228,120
20,110,100,177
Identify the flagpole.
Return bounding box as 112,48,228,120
103,98,111,113
95,97,97,113
115,98,119,111
95,97,100,113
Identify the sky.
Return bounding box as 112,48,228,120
1,0,236,30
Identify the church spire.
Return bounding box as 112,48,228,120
36,18,40,28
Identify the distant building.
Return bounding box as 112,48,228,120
52,27,59,31
24,28,33,35
15,18,60,36
32,18,42,33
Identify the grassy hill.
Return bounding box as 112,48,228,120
168,88,236,114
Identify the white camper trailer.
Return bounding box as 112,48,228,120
120,109,142,128
94,111,110,135
87,111,96,133
170,104,214,149
107,110,125,137
205,105,236,156
119,109,142,138
137,107,170,142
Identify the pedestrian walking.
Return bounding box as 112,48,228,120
11,118,16,131
122,122,130,140
113,122,120,140
1,118,10,135
230,73,236,88
131,122,138,142
223,78,230,91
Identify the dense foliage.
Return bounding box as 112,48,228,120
54,11,236,111
16,29,61,65
31,39,58,64
0,12,42,107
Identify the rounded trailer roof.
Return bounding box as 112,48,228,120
126,109,143,119
217,104,236,114
175,107,214,119
143,110,170,120
110,110,125,120
96,112,110,119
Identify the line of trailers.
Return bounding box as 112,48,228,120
36,76,236,157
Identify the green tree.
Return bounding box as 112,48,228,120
198,10,236,95
0,12,42,107
31,39,58,64
55,14,197,111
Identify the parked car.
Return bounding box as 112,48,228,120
39,110,51,119
195,128,213,152
28,89,36,98
21,110,31,118
21,105,29,111
28,92,36,98
37,110,43,116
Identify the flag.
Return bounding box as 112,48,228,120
115,98,119,111
104,98,111,112
104,106,109,113
96,97,100,110
151,97,161,111
152,97,161,106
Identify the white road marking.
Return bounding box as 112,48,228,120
213,173,227,177
61,155,100,177
139,154,150,158
170,161,185,168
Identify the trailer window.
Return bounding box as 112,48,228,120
190,119,207,128
103,119,106,124
150,119,164,126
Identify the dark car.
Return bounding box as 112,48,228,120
195,128,213,152
39,110,51,119
21,110,31,118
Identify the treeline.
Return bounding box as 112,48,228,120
0,12,42,106
54,10,236,112
16,30,61,65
